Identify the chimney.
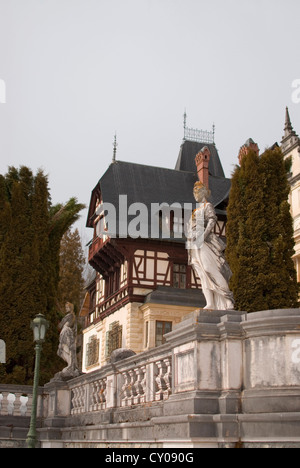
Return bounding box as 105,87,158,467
238,138,259,165
195,146,211,188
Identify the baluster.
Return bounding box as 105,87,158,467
90,381,99,411
26,393,33,417
77,386,83,413
90,379,107,411
19,394,29,416
138,366,145,404
7,393,16,415
129,369,137,405
133,367,144,404
1,392,9,415
163,357,172,399
72,385,85,414
141,365,147,403
13,392,22,416
121,371,131,407
71,388,78,414
99,379,107,408
79,385,86,413
155,360,167,401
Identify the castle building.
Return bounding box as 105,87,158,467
80,122,231,373
281,107,300,281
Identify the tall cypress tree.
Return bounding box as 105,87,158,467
226,147,299,312
259,147,298,309
57,228,85,314
0,167,85,384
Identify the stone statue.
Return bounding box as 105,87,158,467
52,302,82,381
187,181,235,310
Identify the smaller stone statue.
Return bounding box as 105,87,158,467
52,302,82,381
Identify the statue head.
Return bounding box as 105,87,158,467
193,181,211,203
65,302,74,314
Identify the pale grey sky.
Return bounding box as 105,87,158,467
0,0,299,241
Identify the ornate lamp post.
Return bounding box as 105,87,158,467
26,313,49,449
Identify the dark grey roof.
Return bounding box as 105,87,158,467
87,139,231,232
99,161,197,208
99,160,230,208
175,140,225,178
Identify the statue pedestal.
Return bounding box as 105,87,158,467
38,380,71,447
51,366,83,383
44,380,71,420
164,309,246,416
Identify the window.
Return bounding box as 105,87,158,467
155,321,172,347
106,268,120,297
86,335,100,368
173,264,187,289
106,321,122,357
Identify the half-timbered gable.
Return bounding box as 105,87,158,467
81,134,231,372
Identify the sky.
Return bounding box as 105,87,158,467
0,0,299,245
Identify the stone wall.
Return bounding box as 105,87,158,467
37,308,300,448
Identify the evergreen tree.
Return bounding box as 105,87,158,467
0,167,85,384
57,228,85,314
226,147,299,312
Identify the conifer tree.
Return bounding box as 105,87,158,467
57,228,85,314
0,167,85,384
226,147,299,312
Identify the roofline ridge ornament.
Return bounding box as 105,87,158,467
112,133,118,163
183,110,215,145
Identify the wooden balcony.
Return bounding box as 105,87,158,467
88,237,124,277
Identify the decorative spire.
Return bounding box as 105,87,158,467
284,107,293,135
112,133,118,163
212,123,215,144
283,107,298,141
183,109,187,140
285,107,291,126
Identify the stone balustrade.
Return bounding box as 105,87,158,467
0,384,44,418
40,308,300,448
65,346,173,416
2,308,300,448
